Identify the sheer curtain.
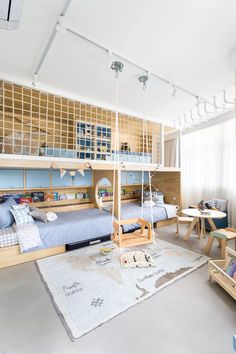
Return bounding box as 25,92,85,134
164,137,179,167
182,117,236,226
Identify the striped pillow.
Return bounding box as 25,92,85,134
10,204,34,226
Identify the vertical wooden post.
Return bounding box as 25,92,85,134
113,169,121,220
160,123,164,166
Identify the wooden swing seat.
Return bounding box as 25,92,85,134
112,217,154,248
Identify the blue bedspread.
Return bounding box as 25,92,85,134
35,208,113,249
34,202,175,250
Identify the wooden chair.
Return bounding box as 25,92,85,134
205,228,236,258
176,215,200,240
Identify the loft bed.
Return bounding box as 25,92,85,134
0,80,181,268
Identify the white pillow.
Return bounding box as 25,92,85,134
46,212,58,222
143,200,155,208
10,204,34,226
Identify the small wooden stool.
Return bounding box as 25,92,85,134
205,228,236,258
176,216,200,240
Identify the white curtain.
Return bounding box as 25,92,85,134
164,136,179,167
182,117,236,227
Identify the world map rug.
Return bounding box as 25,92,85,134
36,239,208,341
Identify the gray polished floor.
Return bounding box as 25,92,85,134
0,224,235,354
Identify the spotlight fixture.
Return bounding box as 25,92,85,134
138,74,149,89
0,0,24,30
111,61,124,74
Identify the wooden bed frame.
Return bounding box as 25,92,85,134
0,168,180,269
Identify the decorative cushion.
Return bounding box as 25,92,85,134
143,191,164,205
10,204,34,226
204,199,227,212
46,212,58,222
29,205,47,223
0,198,16,228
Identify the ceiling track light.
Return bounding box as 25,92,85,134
32,74,38,87
138,74,149,90
111,61,124,77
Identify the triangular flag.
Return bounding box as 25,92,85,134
78,168,85,176
60,169,67,178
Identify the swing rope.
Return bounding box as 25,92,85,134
110,61,122,242
139,75,155,241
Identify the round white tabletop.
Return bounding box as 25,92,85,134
182,208,226,219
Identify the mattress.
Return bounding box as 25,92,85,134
35,208,113,249
121,201,176,232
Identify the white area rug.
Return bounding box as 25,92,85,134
36,239,208,340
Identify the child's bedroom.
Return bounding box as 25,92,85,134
0,1,235,353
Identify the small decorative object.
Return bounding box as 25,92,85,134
100,247,113,256
200,209,211,215
120,250,156,268
197,200,205,210
31,192,45,202
53,192,59,201
39,143,47,156
45,192,54,202
121,142,131,152
19,197,32,204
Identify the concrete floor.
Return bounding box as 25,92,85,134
0,224,235,354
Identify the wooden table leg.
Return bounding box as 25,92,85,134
183,218,199,241
200,218,205,251
207,218,217,231
221,238,227,258
205,235,214,255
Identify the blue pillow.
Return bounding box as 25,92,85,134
0,198,16,228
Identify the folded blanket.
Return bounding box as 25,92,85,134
14,223,42,253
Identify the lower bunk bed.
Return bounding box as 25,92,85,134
0,201,177,269
120,201,177,232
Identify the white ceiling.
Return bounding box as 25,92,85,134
0,0,235,125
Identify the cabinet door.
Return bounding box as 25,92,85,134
127,171,142,185
0,169,24,189
26,169,50,188
74,170,92,187
121,171,127,186
144,171,149,185
52,170,72,187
